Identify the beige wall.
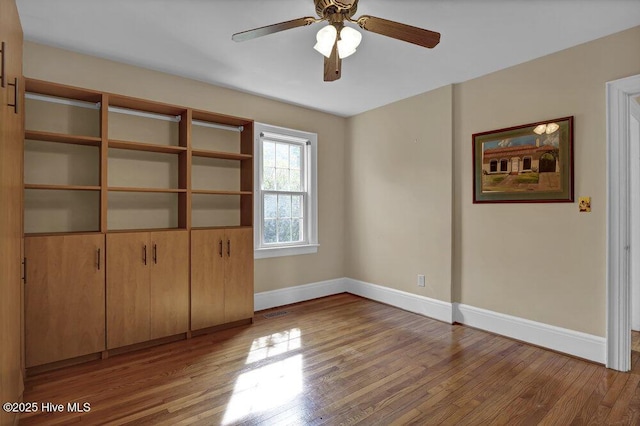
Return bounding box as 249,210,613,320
23,41,347,293
346,86,453,302
453,26,640,336
346,26,640,337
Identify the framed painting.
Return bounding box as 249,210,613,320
472,116,574,203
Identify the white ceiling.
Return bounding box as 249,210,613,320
16,0,640,117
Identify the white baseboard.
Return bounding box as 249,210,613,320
344,278,454,324
454,303,606,364
254,278,346,311
254,277,606,364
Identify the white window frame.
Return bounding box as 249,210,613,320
254,122,318,259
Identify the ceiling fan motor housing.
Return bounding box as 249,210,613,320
315,0,359,20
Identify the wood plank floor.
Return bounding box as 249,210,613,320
20,294,640,425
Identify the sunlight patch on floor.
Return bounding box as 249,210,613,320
245,328,301,364
222,329,304,424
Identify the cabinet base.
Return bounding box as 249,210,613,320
26,318,253,376
26,352,103,376
190,318,253,337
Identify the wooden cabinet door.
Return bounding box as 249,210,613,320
0,0,23,418
25,235,105,367
224,228,254,323
149,230,189,339
107,232,150,349
191,229,225,330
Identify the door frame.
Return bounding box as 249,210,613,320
631,99,640,331
606,74,640,371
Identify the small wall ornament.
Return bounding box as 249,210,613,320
579,197,591,212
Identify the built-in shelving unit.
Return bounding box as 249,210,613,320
23,78,255,370
23,78,254,235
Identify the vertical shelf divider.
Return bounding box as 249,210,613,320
100,93,109,233
179,109,192,230
240,122,254,227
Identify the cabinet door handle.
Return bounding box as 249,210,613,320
0,41,5,88
97,248,101,270
7,77,17,114
153,243,157,264
22,257,26,284
219,240,223,258
227,239,231,257
143,245,147,265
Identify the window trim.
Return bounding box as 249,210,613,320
254,122,318,259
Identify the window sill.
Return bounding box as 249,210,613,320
254,244,319,259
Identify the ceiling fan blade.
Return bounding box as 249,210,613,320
324,42,342,82
232,17,317,42
356,15,440,48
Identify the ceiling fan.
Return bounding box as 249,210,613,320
232,0,441,82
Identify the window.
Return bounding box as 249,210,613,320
500,159,509,172
489,159,498,173
254,123,318,259
523,156,532,171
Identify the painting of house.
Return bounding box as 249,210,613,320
480,130,562,193
482,144,558,175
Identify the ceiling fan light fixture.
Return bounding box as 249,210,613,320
313,24,337,58
337,26,362,59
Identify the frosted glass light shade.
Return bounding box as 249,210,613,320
314,25,337,58
533,124,547,135
533,122,560,135
338,27,362,59
545,122,560,134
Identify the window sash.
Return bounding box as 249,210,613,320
261,139,307,193
262,191,307,246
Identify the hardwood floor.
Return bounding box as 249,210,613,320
20,294,640,425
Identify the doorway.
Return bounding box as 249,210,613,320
510,157,519,174
606,74,640,371
630,97,640,361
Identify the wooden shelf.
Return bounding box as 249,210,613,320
109,95,186,117
191,190,252,196
24,231,103,238
191,225,253,231
25,78,102,103
108,187,186,193
192,109,251,128
191,149,251,161
25,184,101,191
109,140,186,154
106,227,186,234
25,130,101,147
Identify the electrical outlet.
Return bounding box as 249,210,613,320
417,274,426,287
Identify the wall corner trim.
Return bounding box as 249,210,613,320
254,278,605,364
344,278,454,324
